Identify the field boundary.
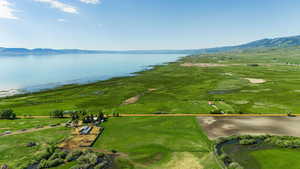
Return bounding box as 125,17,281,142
16,113,299,119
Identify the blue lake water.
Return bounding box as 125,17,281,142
0,53,185,96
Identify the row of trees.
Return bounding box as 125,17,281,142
0,109,16,119
49,110,106,124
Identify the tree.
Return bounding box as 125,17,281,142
0,109,16,119
50,110,64,118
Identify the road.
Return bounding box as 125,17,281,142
16,113,297,119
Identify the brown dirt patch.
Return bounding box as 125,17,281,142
59,126,102,149
198,116,300,140
0,124,64,137
180,63,244,67
122,95,141,105
245,78,266,84
122,89,156,105
181,63,227,67
148,88,157,92
161,152,203,169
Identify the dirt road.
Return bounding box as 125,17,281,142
17,113,298,119
0,124,65,137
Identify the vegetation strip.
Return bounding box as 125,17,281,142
16,114,300,119
215,135,300,169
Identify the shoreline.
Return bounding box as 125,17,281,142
0,55,186,99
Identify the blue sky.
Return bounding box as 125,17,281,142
0,0,300,50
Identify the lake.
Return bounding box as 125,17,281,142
0,53,185,97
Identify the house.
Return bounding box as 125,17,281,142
79,126,92,135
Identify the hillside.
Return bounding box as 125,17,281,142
1,35,300,56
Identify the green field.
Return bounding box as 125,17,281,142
0,127,70,169
94,116,220,169
1,47,300,168
0,118,68,132
222,143,300,169
1,47,300,116
251,148,300,169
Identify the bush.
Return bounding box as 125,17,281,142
48,150,67,161
239,139,257,145
38,159,49,169
36,151,52,161
70,164,90,169
66,150,82,162
229,162,244,169
94,162,107,169
210,109,223,114
47,159,64,168
78,153,98,166
49,110,64,118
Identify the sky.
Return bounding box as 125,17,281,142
0,0,300,50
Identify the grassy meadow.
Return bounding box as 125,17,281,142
250,148,300,169
0,127,70,169
223,143,300,169
0,118,68,132
1,46,300,168
1,47,300,116
94,116,220,169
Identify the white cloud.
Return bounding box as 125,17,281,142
0,0,18,19
34,0,78,14
57,18,66,22
80,0,101,4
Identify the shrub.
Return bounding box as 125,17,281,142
49,110,64,118
47,159,64,168
70,164,90,169
38,159,49,169
210,109,223,114
66,150,83,162
229,162,244,169
94,162,107,169
48,150,67,161
78,153,98,166
239,139,257,145
36,151,52,161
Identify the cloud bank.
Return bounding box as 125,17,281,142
80,0,101,4
0,0,18,19
34,0,78,14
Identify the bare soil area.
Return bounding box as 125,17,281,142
59,126,102,149
245,78,266,84
122,95,140,105
162,152,203,169
0,124,64,137
181,63,227,67
198,116,300,140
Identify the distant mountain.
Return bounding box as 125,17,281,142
188,35,300,54
1,35,300,56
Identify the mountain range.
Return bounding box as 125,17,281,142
1,35,300,56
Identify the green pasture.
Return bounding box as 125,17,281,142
0,127,70,169
0,118,68,132
94,116,220,169
1,47,300,115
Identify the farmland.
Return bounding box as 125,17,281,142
0,127,70,168
0,118,68,133
94,116,220,169
220,137,300,169
1,47,300,116
1,46,300,168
